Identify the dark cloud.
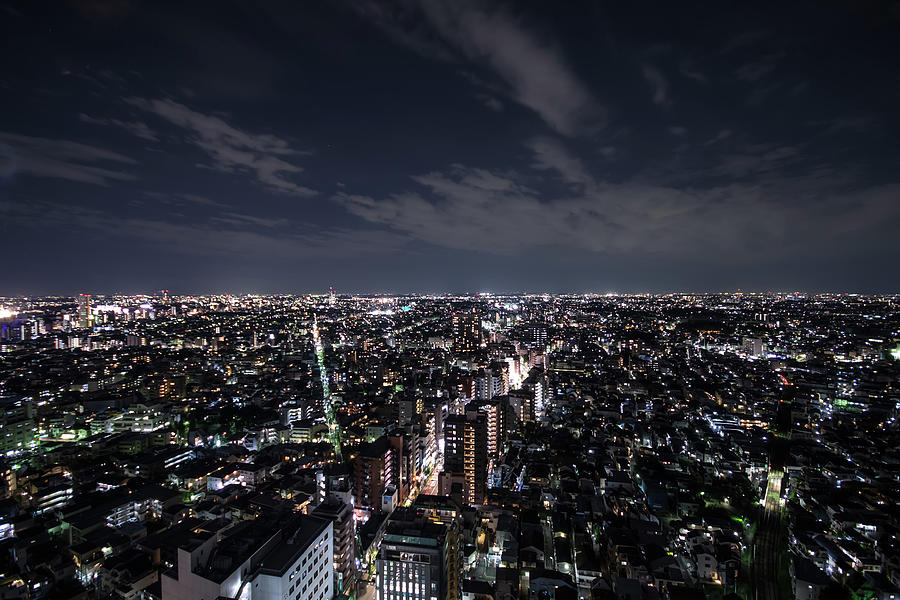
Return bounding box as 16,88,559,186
1,0,898,293
1,197,405,261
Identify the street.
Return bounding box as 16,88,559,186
752,469,783,600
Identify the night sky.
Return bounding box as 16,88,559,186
2,0,899,294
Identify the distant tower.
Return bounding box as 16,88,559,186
328,286,336,306
76,294,91,328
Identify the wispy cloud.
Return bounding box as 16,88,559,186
679,59,708,84
1,197,405,261
126,97,317,197
78,113,159,141
334,138,900,263
0,131,137,185
143,191,232,210
525,136,593,189
477,94,504,112
735,60,776,82
703,129,733,146
352,0,603,136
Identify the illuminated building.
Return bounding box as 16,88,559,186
76,293,92,328
0,396,36,455
376,507,459,600
470,398,503,460
441,410,487,504
352,436,394,516
396,395,423,426
743,337,765,357
452,310,481,354
312,497,356,596
160,514,333,600
527,322,548,347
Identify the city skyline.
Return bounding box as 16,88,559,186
2,0,899,293
0,291,897,600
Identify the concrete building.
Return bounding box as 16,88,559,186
441,409,487,505
376,508,459,600
0,396,35,455
312,497,356,597
161,514,333,600
352,436,394,516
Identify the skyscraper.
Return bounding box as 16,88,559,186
451,310,481,355
76,294,91,328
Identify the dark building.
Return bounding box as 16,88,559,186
526,322,548,347
441,410,487,505
452,310,481,355
352,435,394,516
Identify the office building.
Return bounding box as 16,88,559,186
376,507,459,600
743,337,765,358
0,396,35,455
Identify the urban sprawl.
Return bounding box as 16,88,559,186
0,292,898,600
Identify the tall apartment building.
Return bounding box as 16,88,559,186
469,398,504,460
474,364,509,401
161,514,333,600
352,436,394,516
312,497,356,597
395,395,423,426
388,431,418,503
452,310,481,355
509,390,535,423
440,410,487,505
0,396,35,455
376,507,459,600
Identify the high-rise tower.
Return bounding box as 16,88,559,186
441,409,487,505
76,294,91,328
451,309,480,355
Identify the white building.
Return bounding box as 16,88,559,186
161,515,333,600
